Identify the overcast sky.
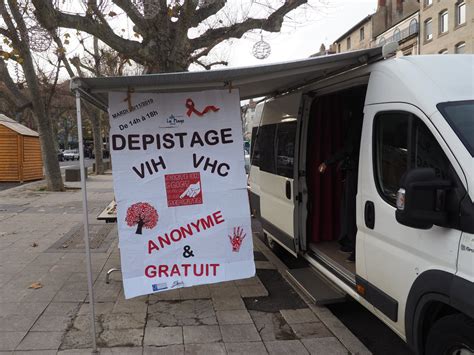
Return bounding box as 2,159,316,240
217,0,376,68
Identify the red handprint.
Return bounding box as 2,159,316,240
229,226,246,252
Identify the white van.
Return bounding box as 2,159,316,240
248,54,474,355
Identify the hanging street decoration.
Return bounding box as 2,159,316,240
108,89,255,299
252,35,271,60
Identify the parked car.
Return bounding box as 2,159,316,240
63,149,79,161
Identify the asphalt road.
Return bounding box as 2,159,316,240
60,157,94,170
260,234,413,355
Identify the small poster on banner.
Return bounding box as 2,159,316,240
108,89,254,299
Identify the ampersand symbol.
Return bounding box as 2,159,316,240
183,245,194,258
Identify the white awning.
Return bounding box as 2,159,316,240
71,47,383,111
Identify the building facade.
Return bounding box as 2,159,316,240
333,15,373,53
333,0,472,55
419,0,472,54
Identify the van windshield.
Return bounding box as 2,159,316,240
438,100,474,157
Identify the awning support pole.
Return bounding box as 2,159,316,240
75,91,98,353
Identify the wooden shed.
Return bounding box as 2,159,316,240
0,114,44,182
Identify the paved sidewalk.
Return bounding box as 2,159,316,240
0,175,369,354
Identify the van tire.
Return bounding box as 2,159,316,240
425,314,474,355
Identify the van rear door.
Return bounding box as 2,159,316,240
258,93,301,255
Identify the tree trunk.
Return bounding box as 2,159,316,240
90,109,104,174
136,220,144,234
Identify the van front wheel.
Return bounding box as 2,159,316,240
425,314,474,355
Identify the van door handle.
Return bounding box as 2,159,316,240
365,201,375,229
285,181,291,199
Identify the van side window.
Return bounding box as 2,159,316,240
259,124,277,174
276,121,297,178
250,127,260,167
374,112,452,206
374,113,410,204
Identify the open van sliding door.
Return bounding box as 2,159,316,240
259,93,302,256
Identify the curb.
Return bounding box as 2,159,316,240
254,234,372,355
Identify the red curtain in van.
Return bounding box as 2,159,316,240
307,94,344,243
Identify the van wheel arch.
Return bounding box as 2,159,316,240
405,270,474,354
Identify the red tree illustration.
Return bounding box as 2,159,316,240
125,202,158,235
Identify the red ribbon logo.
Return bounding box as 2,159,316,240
186,98,220,117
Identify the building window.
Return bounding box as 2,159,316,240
338,43,341,53
360,27,365,41
409,18,418,35
347,37,351,50
393,28,401,42
379,36,386,46
439,10,449,34
425,0,432,7
439,49,448,54
456,1,466,26
455,42,466,54
425,18,433,41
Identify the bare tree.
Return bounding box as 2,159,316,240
32,0,310,73
0,0,64,191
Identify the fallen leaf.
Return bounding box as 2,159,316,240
31,242,38,247
29,282,43,289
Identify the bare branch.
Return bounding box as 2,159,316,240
32,0,142,59
112,0,145,31
0,58,30,108
190,0,307,51
191,0,226,27
194,59,228,70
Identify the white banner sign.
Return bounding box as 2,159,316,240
108,89,254,299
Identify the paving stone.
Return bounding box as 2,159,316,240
212,296,246,311
144,345,185,354
209,285,240,298
99,347,144,354
53,289,87,303
234,277,261,287
179,285,210,300
71,315,102,333
42,302,80,316
183,325,221,344
255,261,276,269
14,350,58,355
148,300,217,327
0,331,26,351
57,350,96,355
98,328,143,347
101,312,146,330
16,331,63,351
113,300,148,314
78,302,114,315
184,343,226,355
0,314,38,331
220,324,261,343
225,341,268,355
264,340,309,355
280,309,319,325
0,302,48,317
249,311,296,341
149,289,180,301
216,310,253,325
31,315,73,332
144,326,183,346
237,284,269,298
301,337,348,355
290,322,332,339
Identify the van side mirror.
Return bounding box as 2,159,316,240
395,168,451,229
